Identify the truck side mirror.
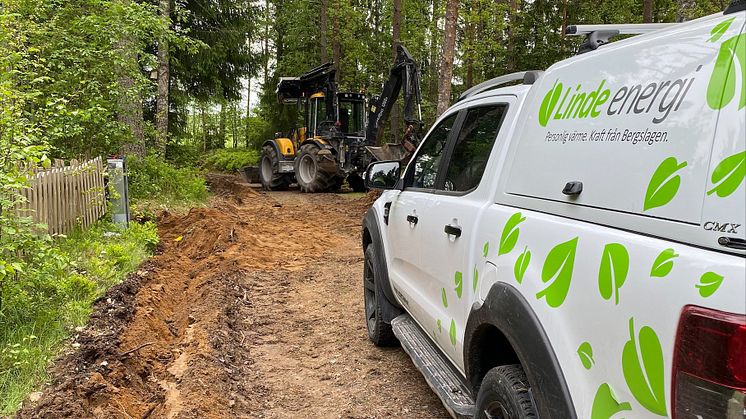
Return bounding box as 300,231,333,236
365,161,401,190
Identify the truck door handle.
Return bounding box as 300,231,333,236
444,224,462,238
407,215,418,225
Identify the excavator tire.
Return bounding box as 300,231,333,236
294,143,342,193
259,145,292,191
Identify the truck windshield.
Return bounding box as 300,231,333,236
338,100,364,135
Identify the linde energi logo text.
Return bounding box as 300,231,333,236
538,17,745,128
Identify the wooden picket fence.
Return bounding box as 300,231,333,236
14,157,107,235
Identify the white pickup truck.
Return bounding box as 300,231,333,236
361,5,746,418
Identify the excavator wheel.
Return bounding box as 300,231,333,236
294,143,342,193
347,174,367,193
259,145,292,191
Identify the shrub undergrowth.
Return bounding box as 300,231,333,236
203,148,259,172
0,220,158,414
127,155,209,213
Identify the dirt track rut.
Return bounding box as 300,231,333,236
18,174,447,418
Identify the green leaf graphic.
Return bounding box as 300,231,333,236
591,383,632,419
441,288,448,308
622,318,667,416
707,32,746,110
539,80,563,127
454,271,463,298
707,151,746,197
577,341,594,370
536,237,578,308
437,319,442,334
449,319,457,346
483,241,490,257
598,243,629,305
650,248,678,278
499,212,526,255
472,266,479,292
644,157,687,211
708,17,735,43
514,246,531,284
696,271,724,298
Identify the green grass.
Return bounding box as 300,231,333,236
0,221,158,415
202,148,259,172
127,155,210,214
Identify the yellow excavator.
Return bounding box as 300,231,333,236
257,45,423,193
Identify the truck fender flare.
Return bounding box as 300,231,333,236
464,281,576,419
362,207,404,321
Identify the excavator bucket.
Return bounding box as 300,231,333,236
364,143,408,162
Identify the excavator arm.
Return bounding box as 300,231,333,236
365,44,423,160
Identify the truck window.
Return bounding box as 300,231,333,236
409,113,458,189
442,105,507,192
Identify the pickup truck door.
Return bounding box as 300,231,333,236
411,100,514,369
384,112,459,327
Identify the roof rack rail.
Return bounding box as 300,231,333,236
458,70,543,102
566,23,677,54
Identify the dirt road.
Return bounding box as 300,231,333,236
19,174,447,418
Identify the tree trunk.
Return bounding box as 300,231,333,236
390,0,402,142
219,100,226,148
201,105,208,151
331,0,342,82
245,78,251,148
232,102,238,148
506,0,518,73
115,1,145,157
643,0,653,22
436,0,459,116
155,0,170,157
428,0,440,104
465,14,474,89
320,0,329,62
263,0,270,86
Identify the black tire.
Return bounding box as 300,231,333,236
294,144,342,193
347,174,367,192
475,365,537,419
363,245,398,346
259,145,292,191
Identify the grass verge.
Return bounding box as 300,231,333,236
0,221,158,415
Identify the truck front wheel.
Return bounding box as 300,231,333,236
295,144,341,193
259,145,292,191
363,245,398,346
475,365,538,419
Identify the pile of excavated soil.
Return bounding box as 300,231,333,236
18,175,446,418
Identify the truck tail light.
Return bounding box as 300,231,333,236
673,305,746,418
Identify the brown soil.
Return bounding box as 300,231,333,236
17,174,447,419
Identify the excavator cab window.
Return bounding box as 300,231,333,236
308,96,327,137
338,99,364,136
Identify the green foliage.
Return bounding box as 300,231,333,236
127,155,208,209
0,221,158,414
2,0,168,158
203,148,260,172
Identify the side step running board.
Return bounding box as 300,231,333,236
392,314,475,418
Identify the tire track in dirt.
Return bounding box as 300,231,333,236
18,174,447,418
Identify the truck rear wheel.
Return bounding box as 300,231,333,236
475,365,537,419
295,143,341,193
259,145,292,191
